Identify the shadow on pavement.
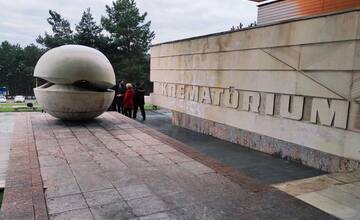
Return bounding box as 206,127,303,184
141,110,325,185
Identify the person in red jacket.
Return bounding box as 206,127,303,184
123,83,134,117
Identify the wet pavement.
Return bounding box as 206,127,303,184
1,112,335,219
142,110,325,185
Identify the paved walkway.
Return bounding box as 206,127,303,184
143,110,325,185
0,113,47,220
0,113,16,188
143,110,360,219
1,112,335,219
274,172,360,220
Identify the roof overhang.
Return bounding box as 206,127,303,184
248,0,279,3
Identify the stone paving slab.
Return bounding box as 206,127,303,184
273,175,342,197
0,113,16,188
273,171,360,219
143,110,326,184
297,192,358,220
1,112,337,220
1,113,48,220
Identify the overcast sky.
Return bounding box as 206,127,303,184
0,0,258,47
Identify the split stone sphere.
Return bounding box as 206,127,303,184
34,45,116,121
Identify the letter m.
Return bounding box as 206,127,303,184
310,98,349,129
185,86,199,102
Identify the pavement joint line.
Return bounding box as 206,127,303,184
92,115,215,204
43,113,97,220
109,112,345,218
145,134,266,190
70,116,140,218
72,126,126,218
85,115,177,216
1,112,49,220
45,191,96,200
128,115,264,182
45,207,91,218
107,112,282,193
30,113,51,220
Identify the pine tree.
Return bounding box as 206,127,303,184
22,44,45,95
36,10,74,49
74,8,104,49
101,0,155,82
0,41,43,96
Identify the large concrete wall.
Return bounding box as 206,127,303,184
150,9,360,172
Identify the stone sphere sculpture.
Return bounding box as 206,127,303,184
34,45,116,121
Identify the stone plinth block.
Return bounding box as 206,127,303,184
33,45,116,121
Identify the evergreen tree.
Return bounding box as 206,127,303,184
22,44,45,95
0,42,43,96
74,8,104,49
0,41,23,95
101,0,155,83
37,10,74,49
0,1,157,96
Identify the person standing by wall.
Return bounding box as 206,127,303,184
123,83,134,117
117,80,126,114
108,83,119,111
133,82,146,120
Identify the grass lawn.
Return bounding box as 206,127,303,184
0,106,42,112
144,103,158,111
0,102,42,112
0,108,42,112
0,103,30,107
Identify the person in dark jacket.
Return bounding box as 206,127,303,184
133,82,146,120
123,83,134,117
108,83,119,111
117,80,126,114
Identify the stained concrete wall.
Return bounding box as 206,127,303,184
150,9,360,172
